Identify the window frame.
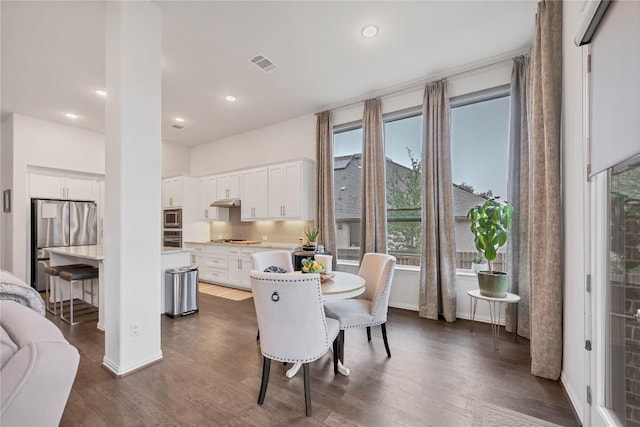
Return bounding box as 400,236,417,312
383,107,423,267
450,84,511,273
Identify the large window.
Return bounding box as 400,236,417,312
334,125,362,262
332,88,510,269
384,112,422,266
450,91,510,270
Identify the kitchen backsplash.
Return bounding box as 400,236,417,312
208,208,314,244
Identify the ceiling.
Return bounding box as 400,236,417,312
1,1,538,147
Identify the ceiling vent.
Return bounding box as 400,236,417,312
171,124,184,130
250,54,278,73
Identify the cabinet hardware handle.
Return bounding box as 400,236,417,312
205,210,208,218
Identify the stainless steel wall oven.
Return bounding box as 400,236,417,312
163,230,182,248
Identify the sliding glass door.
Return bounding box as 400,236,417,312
605,155,640,426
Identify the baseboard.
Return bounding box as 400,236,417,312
389,303,504,325
389,302,418,311
103,351,163,377
560,371,585,426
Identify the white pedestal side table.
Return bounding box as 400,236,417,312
467,289,521,350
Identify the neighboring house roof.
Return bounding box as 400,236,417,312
333,153,489,220
452,184,489,218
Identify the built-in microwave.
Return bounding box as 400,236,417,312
163,208,182,229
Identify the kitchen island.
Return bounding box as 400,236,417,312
47,245,191,331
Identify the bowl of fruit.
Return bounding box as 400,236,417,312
301,257,325,274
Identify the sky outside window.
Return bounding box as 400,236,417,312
451,96,510,198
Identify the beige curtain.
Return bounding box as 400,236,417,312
529,0,563,380
315,111,337,268
506,56,531,338
360,98,387,259
419,80,456,322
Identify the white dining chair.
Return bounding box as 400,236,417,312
250,250,294,273
324,253,396,360
251,251,294,340
250,271,340,416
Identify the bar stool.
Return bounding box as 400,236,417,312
44,263,84,316
59,265,99,326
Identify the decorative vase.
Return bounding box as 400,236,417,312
477,271,509,298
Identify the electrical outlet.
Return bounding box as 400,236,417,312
262,235,268,241
131,322,141,337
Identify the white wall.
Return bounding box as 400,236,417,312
561,1,590,424
0,113,195,280
190,114,316,176
1,118,15,270
333,61,512,125
162,140,190,177
1,114,105,280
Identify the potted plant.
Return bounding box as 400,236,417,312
303,226,320,248
467,198,514,298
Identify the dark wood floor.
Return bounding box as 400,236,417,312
50,293,579,426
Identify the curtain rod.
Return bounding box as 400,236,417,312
325,47,529,114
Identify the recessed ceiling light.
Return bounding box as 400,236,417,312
174,117,185,123
65,113,78,119
225,95,237,102
95,89,107,97
361,25,378,38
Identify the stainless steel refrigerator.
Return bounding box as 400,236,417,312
30,199,98,291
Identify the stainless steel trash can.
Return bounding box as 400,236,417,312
165,266,199,318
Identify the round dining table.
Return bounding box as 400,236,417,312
285,270,365,378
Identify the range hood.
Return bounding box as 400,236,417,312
210,198,241,208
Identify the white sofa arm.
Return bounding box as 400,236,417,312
0,301,79,426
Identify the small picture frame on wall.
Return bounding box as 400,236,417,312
3,189,11,213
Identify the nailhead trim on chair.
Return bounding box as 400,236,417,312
370,258,396,321
251,274,335,363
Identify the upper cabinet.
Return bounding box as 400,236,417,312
268,160,314,220
29,171,98,201
162,177,182,208
162,176,200,223
198,176,229,221
216,172,240,199
240,167,269,221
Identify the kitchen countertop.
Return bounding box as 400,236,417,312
184,241,300,250
47,245,190,260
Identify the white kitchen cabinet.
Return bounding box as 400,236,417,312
186,243,295,290
202,245,228,284
161,176,202,226
228,246,277,290
240,167,269,221
184,243,228,283
198,176,229,221
162,177,182,208
216,172,240,199
268,160,314,220
29,171,98,201
65,176,97,200
226,246,245,288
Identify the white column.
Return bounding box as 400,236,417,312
103,1,162,375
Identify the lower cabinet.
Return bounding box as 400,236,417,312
227,247,251,290
184,244,292,291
